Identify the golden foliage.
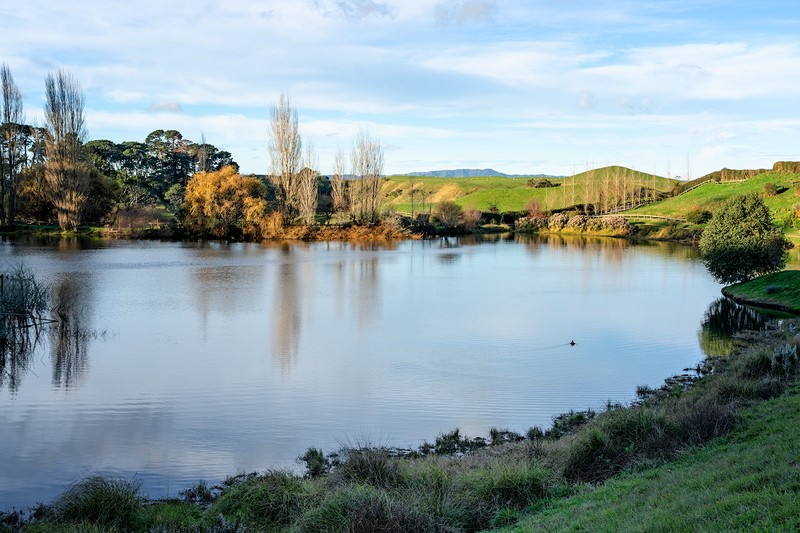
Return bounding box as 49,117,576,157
183,166,268,237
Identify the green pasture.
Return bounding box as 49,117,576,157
383,167,677,214
627,171,800,222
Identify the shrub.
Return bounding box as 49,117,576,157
180,480,215,507
335,447,401,488
585,217,605,232
514,216,544,232
183,165,268,238
566,214,589,231
489,427,524,446
462,208,482,229
686,207,712,224
763,182,778,197
546,409,596,439
295,485,435,533
526,426,544,440
212,470,305,529
526,199,544,218
528,178,557,188
562,427,612,482
671,395,736,444
547,212,569,230
430,428,487,455
447,462,551,531
52,476,143,530
432,201,463,227
601,215,633,234
299,447,331,478
699,193,792,283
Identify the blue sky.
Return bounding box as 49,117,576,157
1,1,799,177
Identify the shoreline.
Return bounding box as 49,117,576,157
4,318,798,530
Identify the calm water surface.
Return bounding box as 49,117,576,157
0,234,723,508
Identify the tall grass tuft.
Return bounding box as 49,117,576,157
446,461,553,531
211,470,305,530
294,484,436,533
51,475,143,530
334,446,401,488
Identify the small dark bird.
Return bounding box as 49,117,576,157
569,340,576,346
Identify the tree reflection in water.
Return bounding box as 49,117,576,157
50,275,92,389
0,266,49,393
0,268,93,393
698,297,766,357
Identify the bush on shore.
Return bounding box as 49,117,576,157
517,213,632,236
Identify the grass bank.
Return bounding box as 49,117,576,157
4,317,799,532
500,382,800,532
722,270,800,315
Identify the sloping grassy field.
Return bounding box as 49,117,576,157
627,171,800,222
383,167,677,214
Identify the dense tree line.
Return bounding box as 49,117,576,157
2,65,386,236
86,130,236,210
0,64,238,231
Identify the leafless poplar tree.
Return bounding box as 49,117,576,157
1,64,23,228
297,139,318,225
268,93,302,219
43,69,90,231
349,129,384,224
331,147,347,214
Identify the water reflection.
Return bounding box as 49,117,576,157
0,268,49,393
697,297,766,357
1,236,727,509
50,274,93,389
273,253,301,372
0,270,94,392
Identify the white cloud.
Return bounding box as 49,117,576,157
311,0,393,19
148,101,184,113
435,0,497,25
2,1,799,177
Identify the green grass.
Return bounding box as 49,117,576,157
498,383,800,532
723,270,800,314
383,167,676,214
628,171,800,222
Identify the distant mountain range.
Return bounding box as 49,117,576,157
397,168,562,178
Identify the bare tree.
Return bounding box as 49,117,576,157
268,93,302,219
298,139,318,225
349,129,384,224
44,69,90,231
197,131,209,173
331,147,347,215
1,64,23,228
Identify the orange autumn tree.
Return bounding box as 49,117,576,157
182,165,268,238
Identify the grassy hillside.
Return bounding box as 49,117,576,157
499,382,800,532
627,171,800,223
382,167,677,214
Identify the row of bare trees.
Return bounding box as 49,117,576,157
1,65,91,231
267,93,384,226
541,166,661,215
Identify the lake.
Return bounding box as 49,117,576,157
0,234,724,509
